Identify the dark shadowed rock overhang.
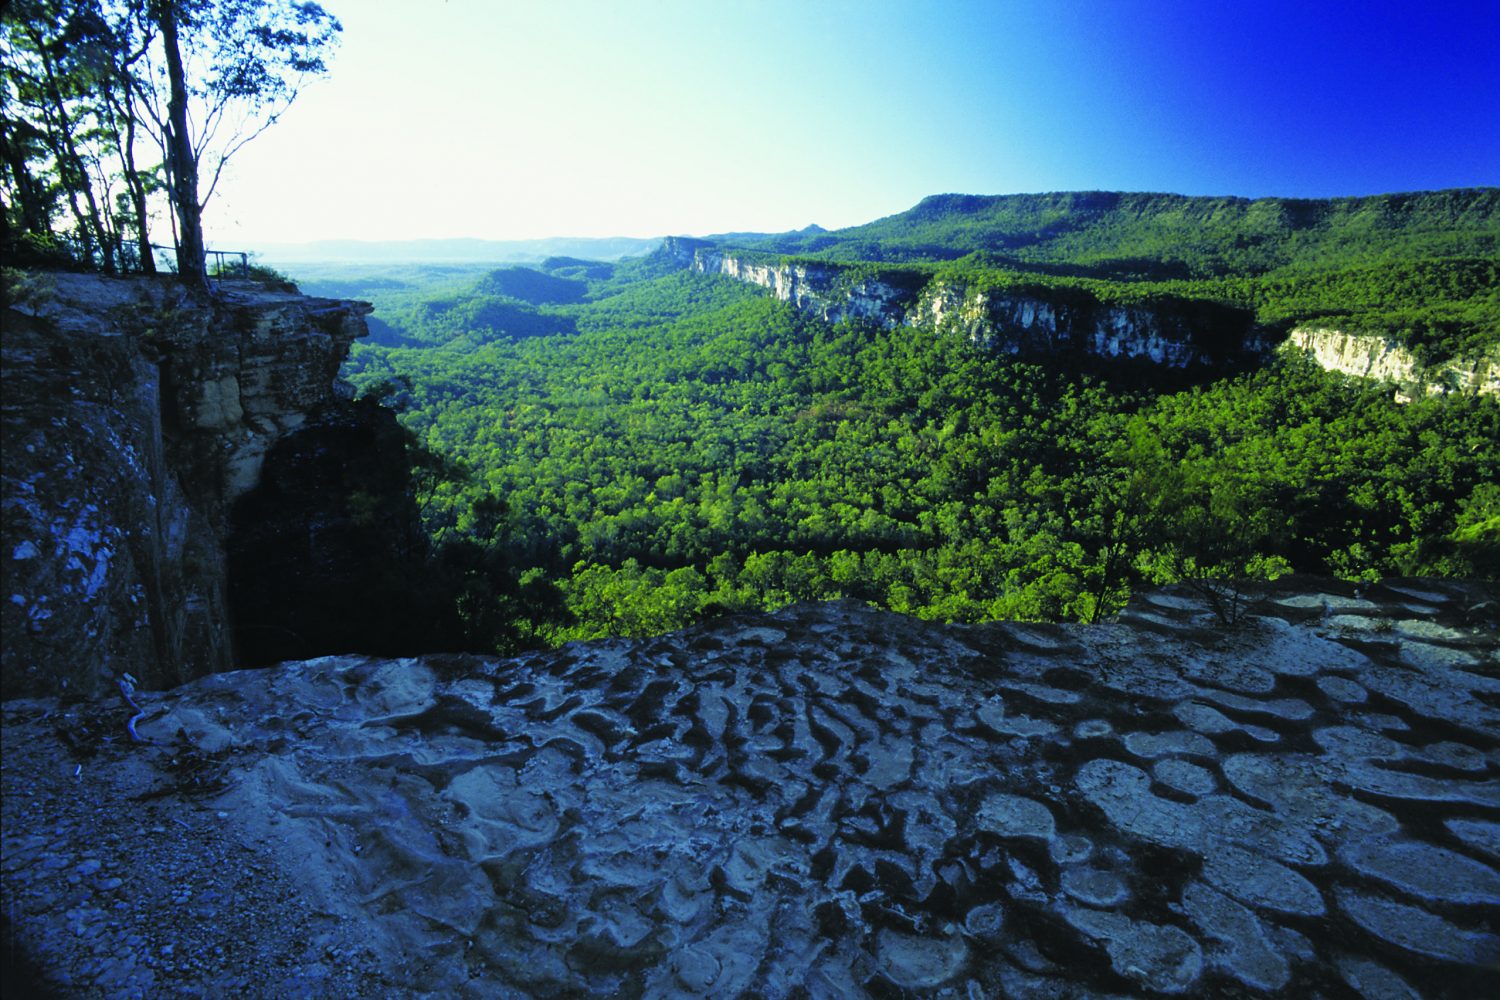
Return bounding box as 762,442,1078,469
1,271,436,698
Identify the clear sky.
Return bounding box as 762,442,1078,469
208,0,1500,245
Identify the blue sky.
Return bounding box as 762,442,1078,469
212,0,1500,244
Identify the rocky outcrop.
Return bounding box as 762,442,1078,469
911,281,1265,366
672,240,1500,386
0,272,377,698
4,580,1496,996
689,245,920,330
1282,327,1500,399
666,238,1264,368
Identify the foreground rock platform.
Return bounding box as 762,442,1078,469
4,580,1498,997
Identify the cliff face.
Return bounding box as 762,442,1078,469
667,238,1264,369
0,271,396,698
3,580,1496,996
912,281,1267,367
691,247,914,329
670,239,1500,390
1281,327,1500,399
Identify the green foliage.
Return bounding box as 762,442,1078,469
212,258,297,290
473,266,587,304
337,254,1498,648
2,0,342,280
1,266,55,310
2,0,152,271
539,256,616,281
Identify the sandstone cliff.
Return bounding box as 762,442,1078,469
663,238,1264,369
0,271,419,699
2,579,1496,996
666,239,1500,395
1280,327,1500,400
909,281,1265,367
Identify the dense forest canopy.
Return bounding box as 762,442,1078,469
322,190,1499,650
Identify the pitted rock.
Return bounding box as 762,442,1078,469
4,582,1498,997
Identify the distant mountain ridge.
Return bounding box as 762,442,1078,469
250,226,837,267
736,187,1500,278
279,188,1496,364
249,190,1498,272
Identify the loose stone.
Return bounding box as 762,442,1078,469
1335,956,1422,1000
1152,759,1217,798
1060,868,1130,908
1316,675,1368,704
1180,880,1290,991
1444,817,1500,860
1339,837,1500,905
875,928,968,990
1120,730,1217,760
1200,844,1325,916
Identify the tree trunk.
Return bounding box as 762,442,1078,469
28,24,113,270
0,126,52,236
108,90,156,275
158,4,205,288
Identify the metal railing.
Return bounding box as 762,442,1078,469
10,232,262,294
150,244,252,280
208,248,251,278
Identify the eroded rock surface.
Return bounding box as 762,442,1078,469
3,579,1498,996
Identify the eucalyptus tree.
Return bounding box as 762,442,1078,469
0,0,340,286
136,0,341,286
1,0,150,270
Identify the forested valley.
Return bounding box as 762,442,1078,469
318,191,1499,651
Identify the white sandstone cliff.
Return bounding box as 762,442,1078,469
1281,327,1500,399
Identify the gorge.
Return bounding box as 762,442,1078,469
3,185,1497,996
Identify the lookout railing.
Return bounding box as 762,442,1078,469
6,232,256,288
151,244,253,281
208,248,251,278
